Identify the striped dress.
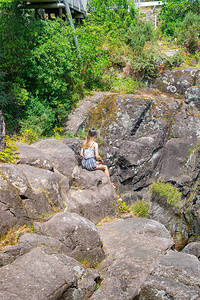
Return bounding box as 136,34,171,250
82,143,97,171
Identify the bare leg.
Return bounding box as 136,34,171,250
95,164,111,181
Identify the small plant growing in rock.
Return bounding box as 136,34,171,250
149,180,181,207
130,199,150,218
117,199,129,213
0,135,19,163
0,225,34,251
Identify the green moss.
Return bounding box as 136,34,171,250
85,94,120,141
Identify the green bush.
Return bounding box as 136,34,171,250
0,135,19,163
126,21,154,54
149,180,181,207
159,0,200,36
130,200,150,218
87,0,136,36
165,51,185,68
20,129,38,145
19,96,56,136
131,49,162,81
175,12,200,54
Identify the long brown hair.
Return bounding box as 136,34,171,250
82,128,97,149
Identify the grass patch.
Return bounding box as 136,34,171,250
117,198,150,218
0,225,34,251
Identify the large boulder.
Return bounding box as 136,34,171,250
150,137,200,248
90,218,174,299
0,163,64,234
182,242,200,260
0,232,65,267
154,67,200,95
0,246,98,300
90,218,200,300
65,166,117,224
138,250,200,299
0,176,26,234
16,142,53,170
33,138,77,179
34,211,105,266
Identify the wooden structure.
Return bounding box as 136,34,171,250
134,1,165,13
19,0,87,21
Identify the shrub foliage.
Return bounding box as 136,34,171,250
149,180,181,207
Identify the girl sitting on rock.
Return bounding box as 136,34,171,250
80,128,115,188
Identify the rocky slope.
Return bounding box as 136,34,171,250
1,68,200,299
65,69,200,249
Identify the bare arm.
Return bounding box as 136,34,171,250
80,147,84,158
94,143,101,161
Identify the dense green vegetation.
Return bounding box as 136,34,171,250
1,0,200,138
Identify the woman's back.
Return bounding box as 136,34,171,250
83,147,95,159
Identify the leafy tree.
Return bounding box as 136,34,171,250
87,0,136,37
159,0,200,36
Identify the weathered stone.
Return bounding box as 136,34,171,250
91,218,174,299
16,142,53,170
154,67,200,95
0,163,63,234
65,92,110,134
138,274,200,300
33,138,77,178
85,94,152,146
0,176,25,234
18,164,63,216
0,232,70,267
0,246,98,300
91,218,200,299
159,138,196,182
151,250,200,287
0,110,5,151
90,277,129,300
182,241,200,260
170,105,200,140
65,166,117,224
34,211,105,266
185,86,200,111
57,92,200,244
62,138,84,166
137,250,200,299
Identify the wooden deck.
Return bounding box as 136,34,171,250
19,0,87,20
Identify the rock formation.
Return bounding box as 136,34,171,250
154,67,200,95
90,218,200,300
65,86,200,248
0,138,117,235
1,73,200,299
